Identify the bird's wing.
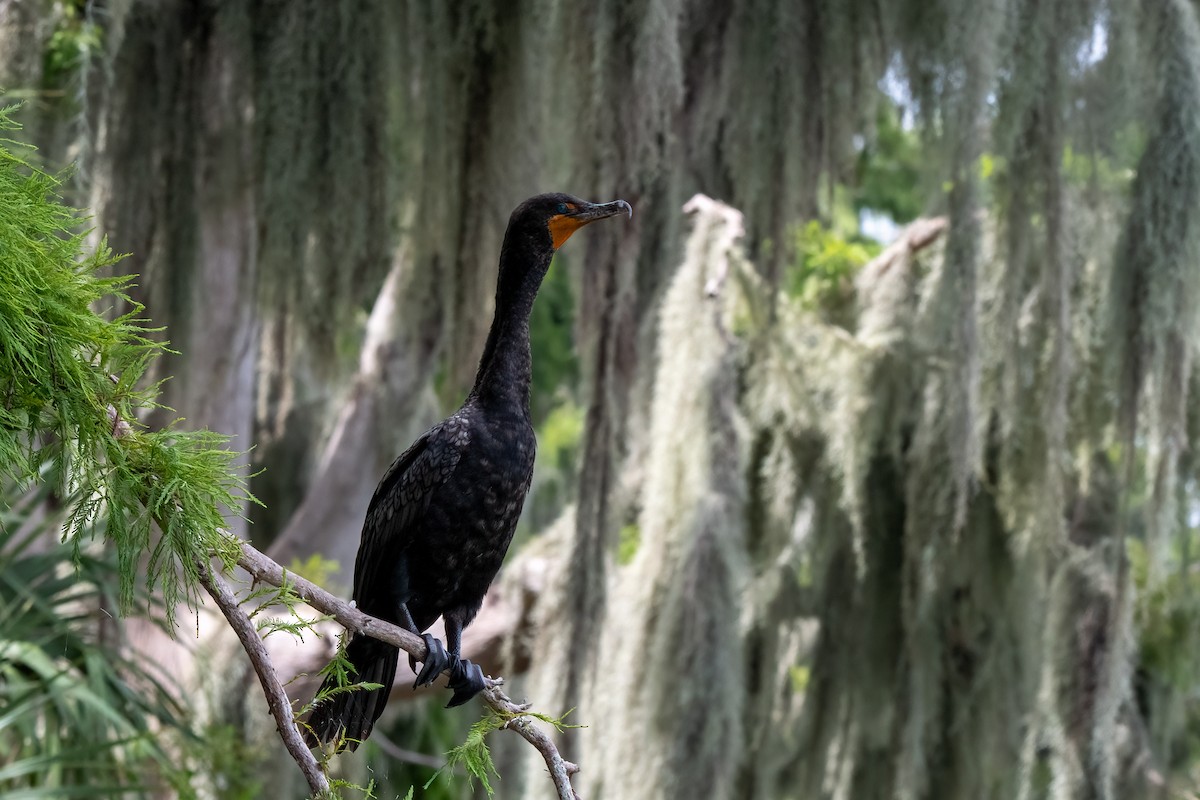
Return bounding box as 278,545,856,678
351,415,469,605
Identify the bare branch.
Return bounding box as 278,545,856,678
237,540,429,658
486,685,581,800
234,539,583,800
194,557,331,797
369,732,446,770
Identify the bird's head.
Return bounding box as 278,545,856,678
509,193,633,253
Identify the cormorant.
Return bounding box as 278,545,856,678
304,193,632,751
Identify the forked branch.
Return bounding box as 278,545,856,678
229,540,581,800
195,560,331,796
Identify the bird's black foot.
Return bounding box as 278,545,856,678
413,634,454,689
445,658,486,708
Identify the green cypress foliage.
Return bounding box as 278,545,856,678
0,106,244,623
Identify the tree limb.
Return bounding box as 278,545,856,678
234,539,582,800
494,702,581,800
194,556,331,797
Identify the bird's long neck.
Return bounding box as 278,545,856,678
470,238,549,413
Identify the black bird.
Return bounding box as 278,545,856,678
305,193,632,751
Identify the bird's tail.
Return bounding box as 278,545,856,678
303,635,398,752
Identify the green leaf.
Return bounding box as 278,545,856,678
427,712,505,796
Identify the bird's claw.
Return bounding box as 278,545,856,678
445,658,486,708
413,634,453,689
410,634,484,707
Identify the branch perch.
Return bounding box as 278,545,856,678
195,557,331,797
233,540,582,800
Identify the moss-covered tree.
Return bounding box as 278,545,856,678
7,0,1200,798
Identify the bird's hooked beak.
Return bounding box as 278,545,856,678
572,199,633,222
549,199,633,248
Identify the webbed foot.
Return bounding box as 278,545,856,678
413,634,453,689
445,658,486,708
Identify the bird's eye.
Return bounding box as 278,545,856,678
556,203,568,215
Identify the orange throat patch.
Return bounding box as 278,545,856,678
548,214,586,249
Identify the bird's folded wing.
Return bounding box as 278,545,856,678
351,416,469,601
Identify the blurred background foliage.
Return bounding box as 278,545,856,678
0,479,191,798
